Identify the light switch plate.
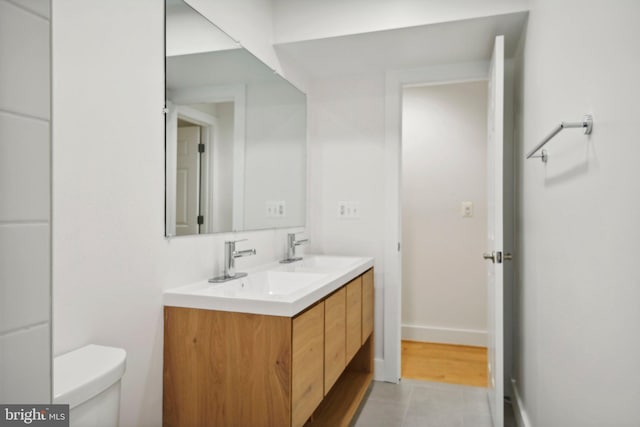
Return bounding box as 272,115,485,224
461,201,473,218
338,201,361,219
266,200,286,217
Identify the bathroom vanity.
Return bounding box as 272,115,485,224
163,256,374,427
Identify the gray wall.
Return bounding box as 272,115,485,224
513,1,640,425
0,0,51,403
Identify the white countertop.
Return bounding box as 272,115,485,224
163,255,374,317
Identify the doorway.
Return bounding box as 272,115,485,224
400,80,489,387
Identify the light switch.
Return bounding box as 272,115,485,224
462,201,473,218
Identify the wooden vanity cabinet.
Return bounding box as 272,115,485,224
163,268,374,427
324,287,346,394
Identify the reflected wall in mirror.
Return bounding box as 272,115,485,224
165,0,307,236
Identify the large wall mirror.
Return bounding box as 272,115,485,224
165,0,307,236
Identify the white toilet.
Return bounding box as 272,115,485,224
53,344,127,427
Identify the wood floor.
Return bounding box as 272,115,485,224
401,340,488,387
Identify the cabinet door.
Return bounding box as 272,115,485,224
362,269,374,344
163,307,291,427
324,287,346,394
345,277,362,363
292,302,325,427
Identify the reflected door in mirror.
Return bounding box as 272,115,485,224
176,125,201,235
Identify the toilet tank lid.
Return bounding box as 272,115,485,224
53,344,127,409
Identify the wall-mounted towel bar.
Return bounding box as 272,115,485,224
526,114,593,163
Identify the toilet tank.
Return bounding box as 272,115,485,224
54,345,127,427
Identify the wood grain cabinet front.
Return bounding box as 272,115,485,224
362,269,374,344
292,302,324,427
345,277,362,363
163,308,291,427
324,287,346,395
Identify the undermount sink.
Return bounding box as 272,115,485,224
198,271,326,297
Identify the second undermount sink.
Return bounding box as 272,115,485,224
203,271,327,297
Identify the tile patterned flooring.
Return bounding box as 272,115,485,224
352,379,515,427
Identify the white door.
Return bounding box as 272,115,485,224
176,126,201,235
485,35,505,427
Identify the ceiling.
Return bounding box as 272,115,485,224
274,12,528,79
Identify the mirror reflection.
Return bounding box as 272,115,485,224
165,0,307,236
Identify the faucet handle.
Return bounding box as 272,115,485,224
288,232,308,244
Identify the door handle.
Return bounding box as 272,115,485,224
483,252,496,263
483,251,513,264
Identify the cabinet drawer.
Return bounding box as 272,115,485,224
362,269,374,344
324,287,346,394
292,302,325,427
345,277,362,363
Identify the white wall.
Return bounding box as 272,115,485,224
0,0,51,403
185,0,281,74
513,1,640,426
243,80,307,230
52,1,302,425
165,1,237,57
401,82,488,346
212,102,234,233
307,72,387,363
273,0,530,43
184,0,311,94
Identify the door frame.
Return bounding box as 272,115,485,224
382,61,491,383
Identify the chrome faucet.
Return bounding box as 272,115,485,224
209,239,256,283
280,233,309,264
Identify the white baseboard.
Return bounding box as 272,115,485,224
511,379,532,427
401,324,487,347
374,358,385,381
